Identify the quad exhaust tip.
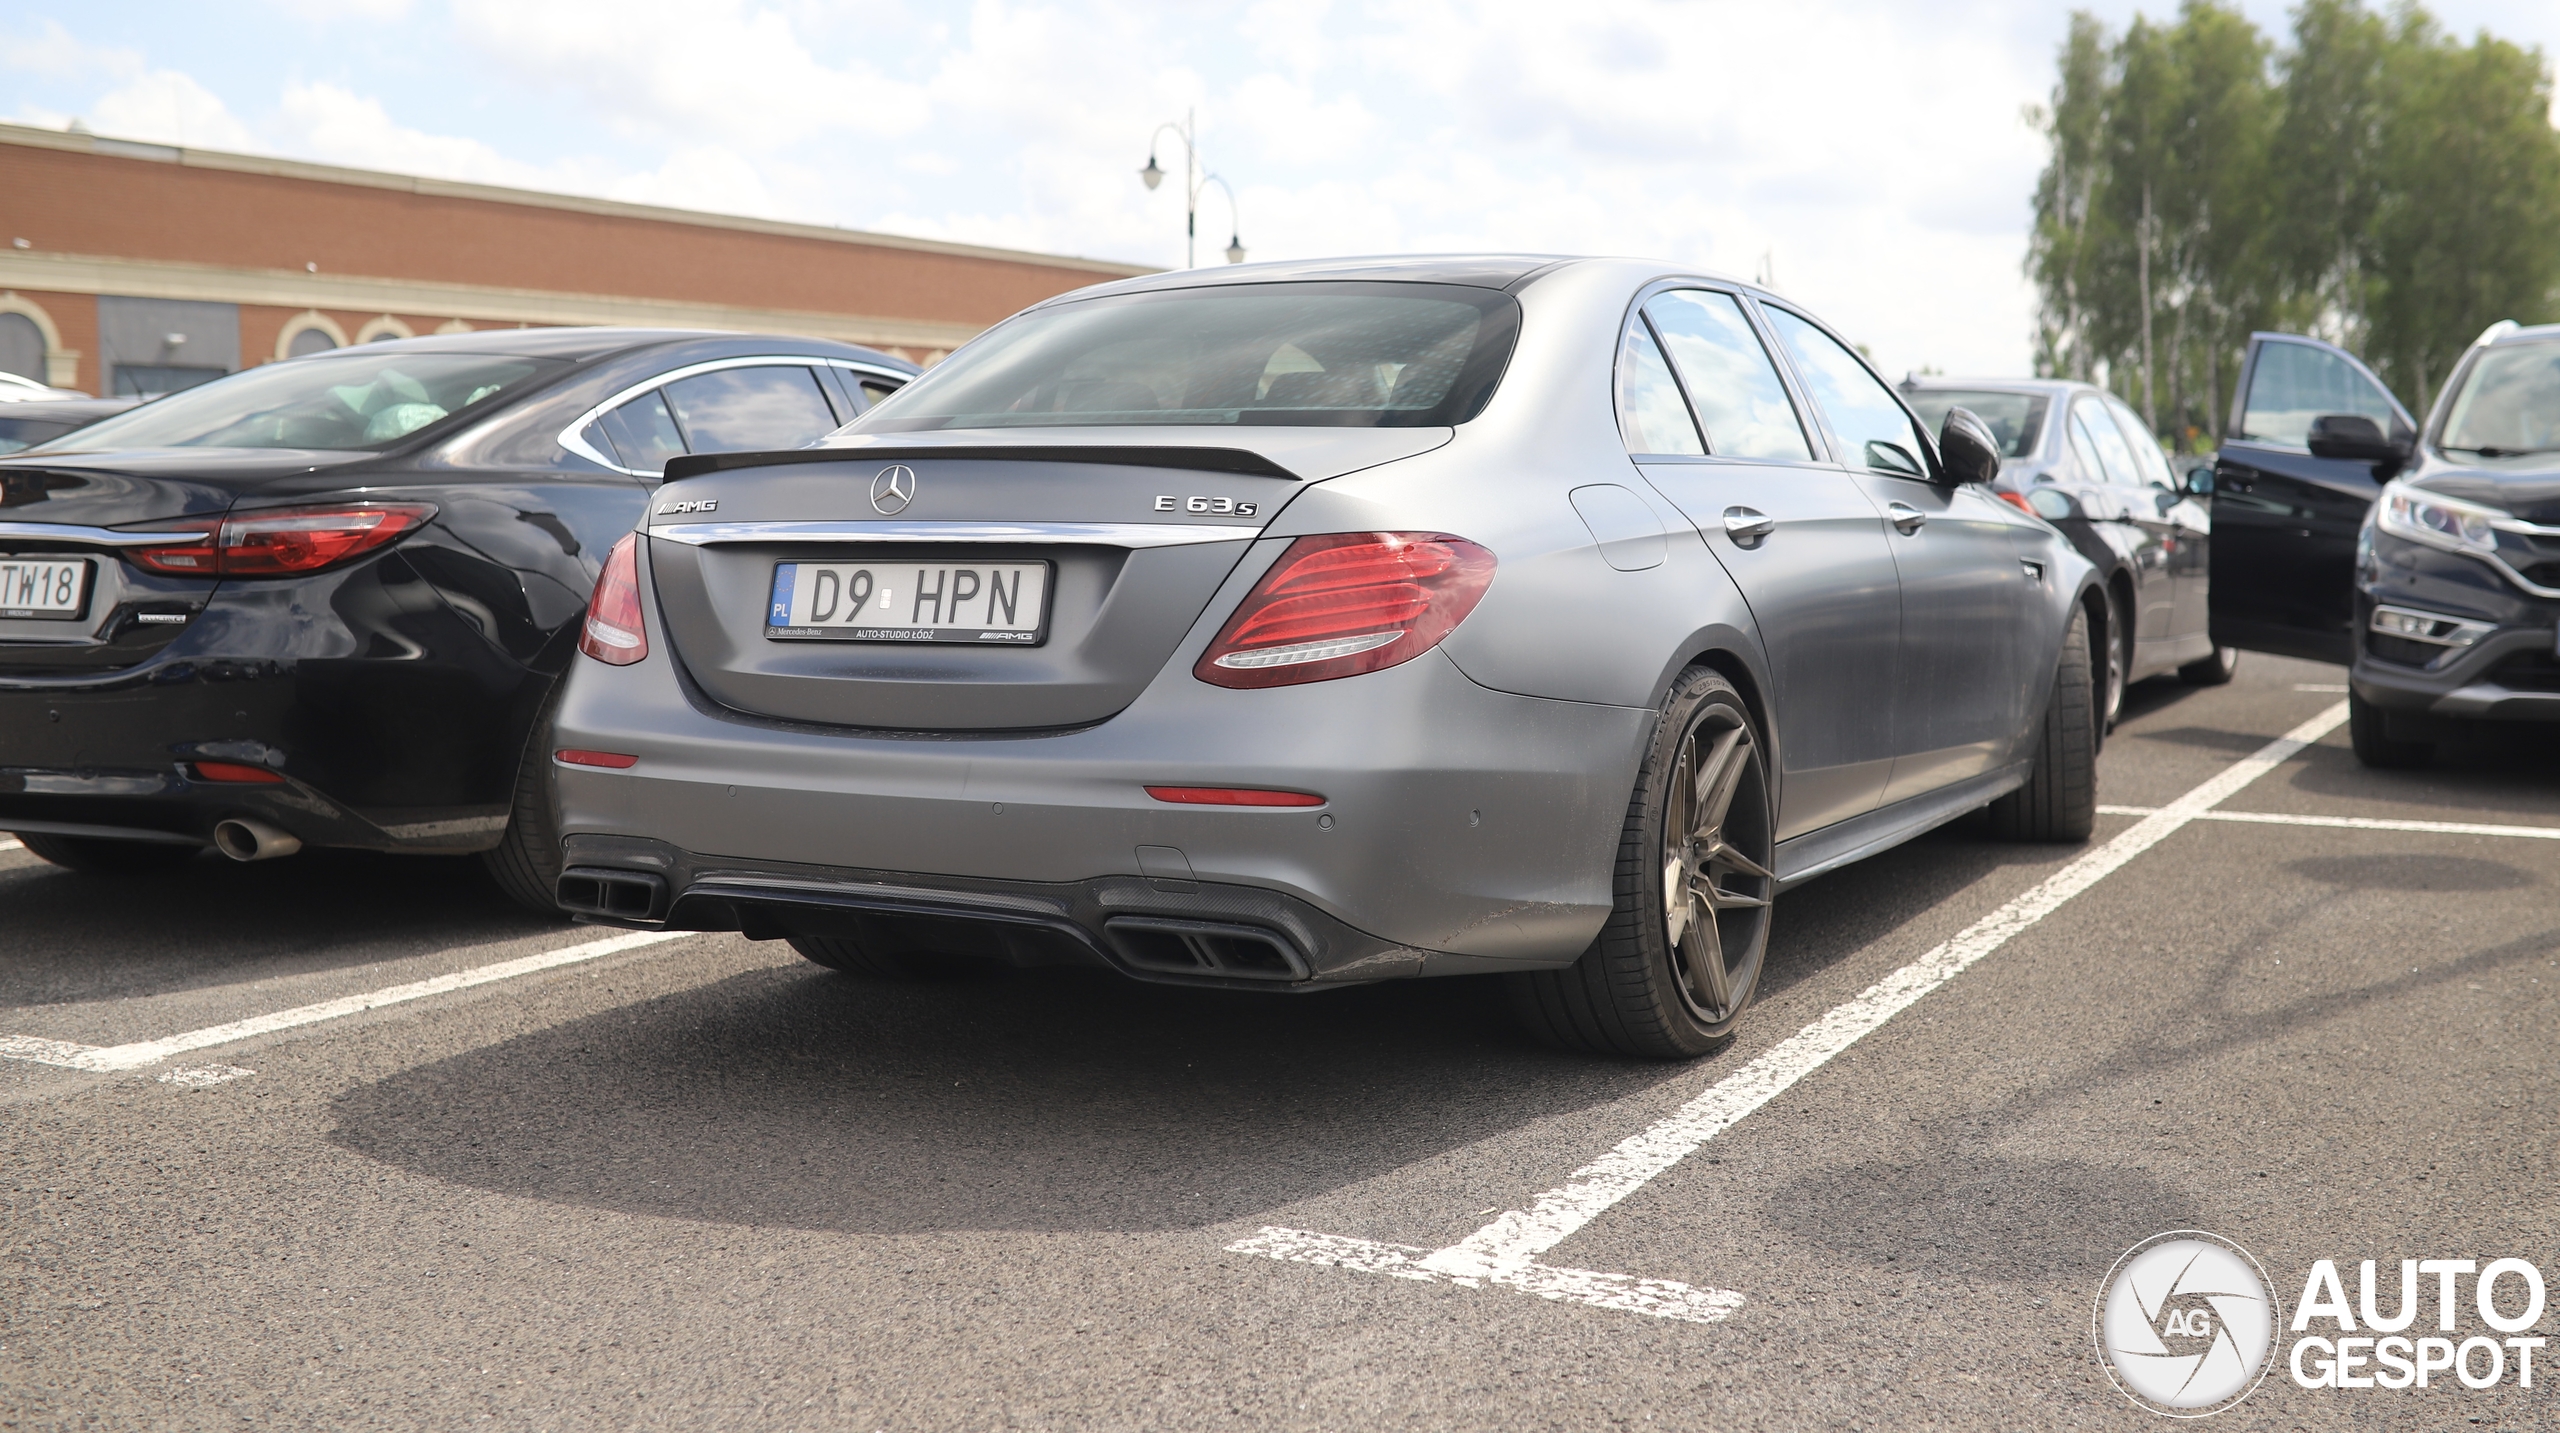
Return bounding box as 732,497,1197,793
211,817,302,862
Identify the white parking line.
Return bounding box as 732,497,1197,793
1233,702,2351,1323
0,929,693,1074
2293,683,2349,692
2097,805,2560,840
0,837,21,853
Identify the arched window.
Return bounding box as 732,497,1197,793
288,327,338,358
0,312,44,383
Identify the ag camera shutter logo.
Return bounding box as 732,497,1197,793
2095,1230,2279,1416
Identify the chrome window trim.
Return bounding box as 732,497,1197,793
558,356,913,477
648,520,1252,549
0,521,207,547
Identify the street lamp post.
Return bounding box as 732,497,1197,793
1138,108,1245,268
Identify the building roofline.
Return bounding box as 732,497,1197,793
0,121,1156,280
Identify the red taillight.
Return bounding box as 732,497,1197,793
122,504,434,577
1995,490,2036,515
578,533,648,666
1195,532,1496,689
190,761,285,784
555,749,638,769
1144,786,1324,807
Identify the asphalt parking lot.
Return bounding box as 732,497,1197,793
5,651,2557,1431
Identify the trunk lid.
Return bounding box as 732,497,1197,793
644,434,1441,731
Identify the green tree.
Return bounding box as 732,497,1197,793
2362,15,2560,413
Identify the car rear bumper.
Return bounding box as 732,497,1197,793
551,644,1651,974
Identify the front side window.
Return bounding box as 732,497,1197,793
1764,307,1928,477
1643,290,1810,461
2438,340,2560,456
2100,396,2178,487
2238,340,2398,446
854,281,1519,431
1902,389,2048,459
1616,315,1704,456
43,352,560,452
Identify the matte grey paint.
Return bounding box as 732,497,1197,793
555,256,2095,982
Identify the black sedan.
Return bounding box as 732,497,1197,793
1903,376,2229,730
0,397,140,456
0,328,916,904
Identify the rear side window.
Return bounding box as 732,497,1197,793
2239,341,2398,446
662,365,841,454
1616,315,1704,456
592,390,688,475
1764,307,1928,477
2100,396,2177,487
1643,290,1811,461
2070,402,2141,487
854,281,1520,431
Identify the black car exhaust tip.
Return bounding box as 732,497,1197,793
211,817,303,862
1102,916,1309,981
557,866,668,922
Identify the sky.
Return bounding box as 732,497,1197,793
3,0,2555,380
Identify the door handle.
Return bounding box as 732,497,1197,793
1721,506,1775,544
1886,502,1926,535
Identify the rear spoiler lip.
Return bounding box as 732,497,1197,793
661,444,1302,483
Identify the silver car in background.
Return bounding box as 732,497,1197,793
547,256,2102,1059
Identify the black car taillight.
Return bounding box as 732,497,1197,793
119,503,436,577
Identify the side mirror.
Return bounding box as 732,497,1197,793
2182,462,2215,496
1938,405,2001,485
2306,413,2409,468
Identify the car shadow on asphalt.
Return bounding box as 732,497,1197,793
0,847,565,1007
2279,731,2560,815
322,822,2099,1239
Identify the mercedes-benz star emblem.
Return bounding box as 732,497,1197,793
870,464,917,515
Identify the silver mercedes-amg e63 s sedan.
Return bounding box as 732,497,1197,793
549,255,2102,1059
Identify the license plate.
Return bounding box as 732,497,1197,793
765,561,1050,644
0,556,92,621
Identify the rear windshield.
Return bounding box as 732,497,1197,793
2440,340,2560,457
0,416,83,455
32,351,564,453
856,281,1520,431
1902,389,2048,459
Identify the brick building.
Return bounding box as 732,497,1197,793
0,122,1150,396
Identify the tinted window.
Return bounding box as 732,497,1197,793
0,313,43,382
855,282,1519,431
2439,340,2560,455
1644,291,1810,461
2071,402,2141,487
596,390,687,474
2239,341,2397,446
2100,396,2177,487
662,365,841,455
1764,307,1927,477
860,380,901,409
0,417,78,454
50,352,558,452
1616,315,1704,456
1903,389,2047,459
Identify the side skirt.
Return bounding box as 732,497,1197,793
1772,762,2032,893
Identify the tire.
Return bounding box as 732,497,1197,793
2100,585,2129,737
480,680,571,917
2348,688,2432,769
12,832,201,875
1986,604,2097,842
2179,645,2240,686
1508,667,1776,1060
787,934,945,979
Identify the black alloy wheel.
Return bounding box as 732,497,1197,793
2179,644,2240,686
1511,667,1776,1060
482,681,572,917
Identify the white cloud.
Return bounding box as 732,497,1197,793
89,69,258,151
261,0,412,20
